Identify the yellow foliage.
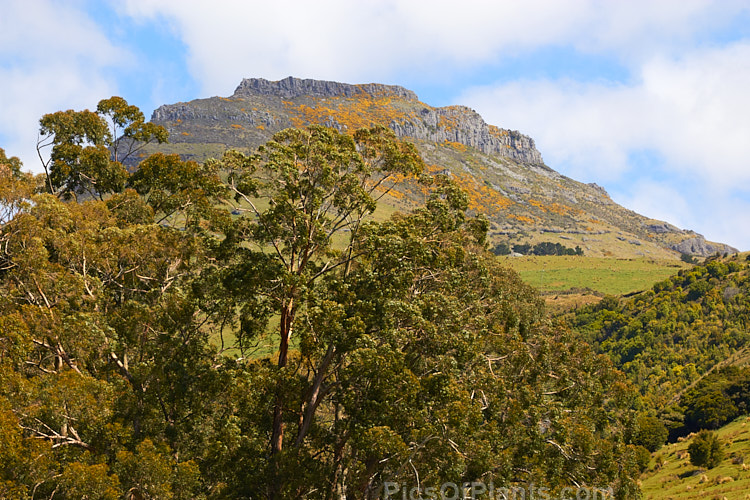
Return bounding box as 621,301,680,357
282,91,417,132
231,124,244,129
509,214,537,224
488,125,509,138
443,140,467,152
450,173,512,215
527,199,581,217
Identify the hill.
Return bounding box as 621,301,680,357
569,253,750,418
133,76,736,259
641,415,750,500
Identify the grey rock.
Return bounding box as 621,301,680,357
233,76,418,101
644,222,680,234
670,236,738,257
225,77,544,165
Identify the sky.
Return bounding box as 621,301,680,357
2,0,750,250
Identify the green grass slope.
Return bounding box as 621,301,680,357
641,415,750,500
499,255,687,296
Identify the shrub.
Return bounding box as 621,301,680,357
688,430,725,469
634,415,668,452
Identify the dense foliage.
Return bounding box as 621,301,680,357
0,99,645,499
687,430,725,469
571,256,750,439
492,241,583,256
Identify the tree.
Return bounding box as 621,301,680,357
683,388,738,431
214,125,425,477
491,241,511,255
128,152,227,228
0,148,35,224
688,430,724,469
633,415,668,452
37,97,167,200
0,148,22,178
0,153,213,497
2,102,647,498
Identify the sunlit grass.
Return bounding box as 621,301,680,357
497,255,687,296
641,415,750,499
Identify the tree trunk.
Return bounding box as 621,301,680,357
271,299,294,456
296,344,335,447
269,298,295,499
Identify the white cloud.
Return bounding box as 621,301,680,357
459,42,750,187
458,42,750,249
116,0,749,95
614,182,750,251
612,181,692,231
0,0,129,171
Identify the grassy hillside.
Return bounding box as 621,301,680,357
498,255,687,295
641,415,750,499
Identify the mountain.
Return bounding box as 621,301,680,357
137,76,736,258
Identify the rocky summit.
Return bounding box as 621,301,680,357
141,77,736,258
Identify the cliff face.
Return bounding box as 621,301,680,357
233,76,418,100
142,77,734,258
151,77,543,165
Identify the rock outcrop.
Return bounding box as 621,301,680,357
670,235,738,257
227,77,544,165
389,105,543,164
233,76,418,101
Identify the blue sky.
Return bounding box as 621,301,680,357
2,0,750,250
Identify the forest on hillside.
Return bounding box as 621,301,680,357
570,256,750,440
0,97,662,499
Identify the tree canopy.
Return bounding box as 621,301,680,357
0,99,645,499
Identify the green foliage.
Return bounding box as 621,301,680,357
680,252,698,264
493,241,582,256
129,152,227,228
59,462,120,500
633,415,668,452
634,445,652,473
571,258,750,413
0,109,645,498
0,148,23,178
491,241,511,255
688,430,725,469
37,96,167,200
